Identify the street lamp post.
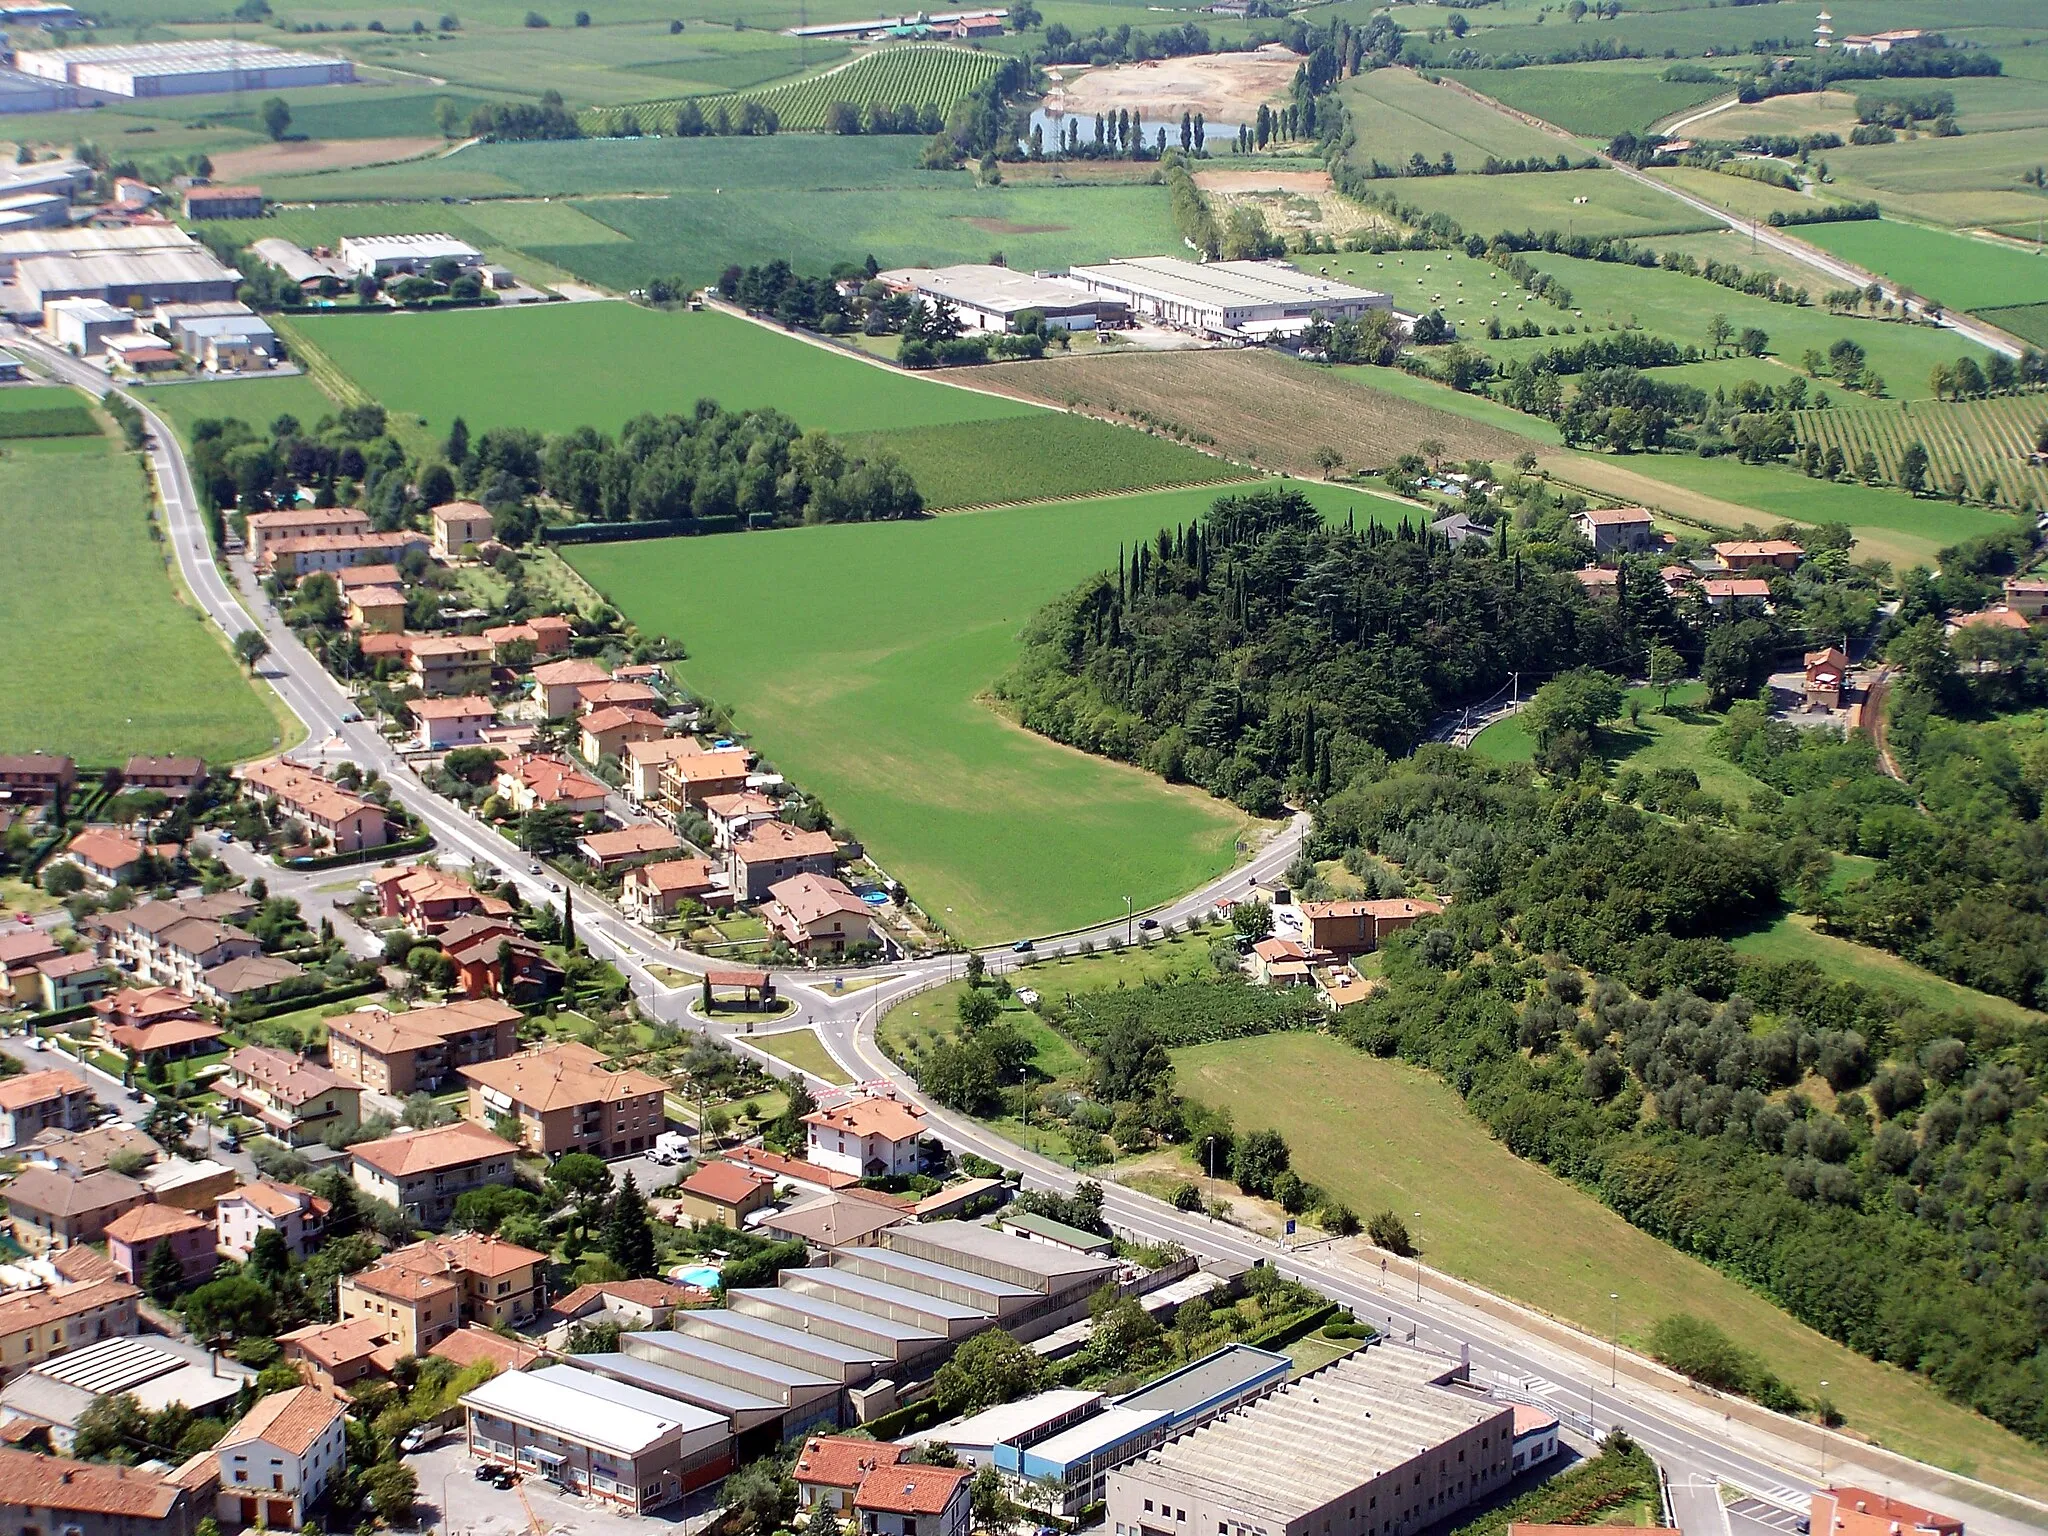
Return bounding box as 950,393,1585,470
1609,1292,1619,1387
1819,1382,1830,1483
1124,895,1133,946
1413,1212,1423,1303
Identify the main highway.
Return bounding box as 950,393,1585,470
10,326,2046,1536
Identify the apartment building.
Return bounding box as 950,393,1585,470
325,998,521,1096
459,1042,667,1159
350,1121,520,1227
219,1048,361,1147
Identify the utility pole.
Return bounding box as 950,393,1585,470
1609,1292,1619,1386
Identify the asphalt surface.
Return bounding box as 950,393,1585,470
9,329,2047,1536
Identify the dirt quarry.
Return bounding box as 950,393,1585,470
1050,47,1301,124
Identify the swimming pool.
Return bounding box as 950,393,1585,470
672,1263,723,1290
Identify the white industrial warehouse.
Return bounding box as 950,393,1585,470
13,39,354,98
1066,256,1392,338
877,263,1127,332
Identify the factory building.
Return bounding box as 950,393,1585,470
13,39,354,98
337,233,482,279
14,246,239,316
876,263,1125,333
0,66,76,113
1065,256,1391,340
0,223,192,279
1106,1346,1514,1536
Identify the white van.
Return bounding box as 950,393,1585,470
650,1131,692,1165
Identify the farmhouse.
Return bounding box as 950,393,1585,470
1712,539,1803,572
242,507,370,565
430,500,495,558
183,186,261,220
1299,897,1443,956
1699,577,1775,610
877,264,1125,333
260,529,427,577
1572,505,1655,554
338,233,482,279
1064,257,1390,340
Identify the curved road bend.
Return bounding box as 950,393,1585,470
13,328,2046,1536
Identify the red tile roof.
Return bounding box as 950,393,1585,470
0,1446,186,1517
802,1096,926,1143
855,1463,972,1516
680,1160,775,1207
219,1386,346,1457
796,1435,902,1491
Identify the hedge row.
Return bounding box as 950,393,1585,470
284,833,434,871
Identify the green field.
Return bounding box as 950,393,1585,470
1548,448,2013,569
1731,913,2042,1028
136,374,341,443
1377,168,1719,241
567,483,1390,942
842,413,1240,509
287,302,1035,437
586,43,1002,133
1821,125,2048,231
1646,164,1825,226
1171,1031,2048,1498
749,1027,853,1084
1335,69,1568,170
1446,62,1724,138
0,386,96,439
240,136,1179,294
1978,301,2048,347
1476,247,1995,402
0,433,280,765
1798,220,2048,315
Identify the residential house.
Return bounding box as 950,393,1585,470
0,754,75,806
578,681,662,715
23,1125,157,1179
195,953,305,1010
622,737,703,803
337,1234,548,1352
276,1317,391,1396
1811,1491,1962,1536
1804,646,1850,710
350,1121,520,1228
429,1324,545,1376
729,821,838,902
372,864,509,933
0,1277,141,1385
0,933,61,1008
259,530,427,578
89,893,255,987
437,914,561,1004
803,1096,927,1180
0,1444,203,1536
220,1047,361,1147
854,1463,973,1536
430,500,495,559
576,823,682,874
410,695,497,751
760,1188,911,1252
1698,577,1775,610
1571,567,1619,598
660,749,751,812
459,1041,667,1158
1299,897,1444,957
326,998,521,1095
336,564,404,594
702,791,781,850
1246,936,1314,988
215,1386,349,1531
580,707,666,765
237,760,390,854
546,1279,696,1335
408,635,496,698
60,827,177,888
91,985,213,1061
1712,539,1804,572
104,1203,216,1288
795,1436,903,1512
4,1168,146,1250
483,616,574,662
761,873,877,957
242,507,369,566
530,660,613,719
345,584,407,634
0,1073,96,1150
1949,605,2031,637
216,1182,328,1263
1572,506,1655,554
676,1161,775,1228
619,858,731,921
495,754,608,816
34,952,111,1012
725,1144,858,1197
120,755,206,798
2001,576,2048,619
139,1157,237,1215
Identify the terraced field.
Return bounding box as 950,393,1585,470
585,43,1000,134
1790,396,2048,509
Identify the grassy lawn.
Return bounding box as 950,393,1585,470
1473,683,1775,809
1171,1032,2048,1498
255,995,384,1049
137,373,340,443
0,435,280,765
1446,61,1724,138
1335,68,1569,169
286,302,1038,439
749,1026,852,1085
570,487,1405,943
1731,913,2041,1027
1377,168,1720,242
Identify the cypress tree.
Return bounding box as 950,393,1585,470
602,1171,658,1278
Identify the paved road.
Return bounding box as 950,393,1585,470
13,329,2047,1536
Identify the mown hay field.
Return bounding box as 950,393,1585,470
1335,68,1566,170
1796,218,2048,315
1790,396,2048,509
1445,61,1724,138
951,348,1542,477
585,43,1000,133
1380,167,1720,241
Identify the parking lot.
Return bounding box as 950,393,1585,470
409,1439,720,1536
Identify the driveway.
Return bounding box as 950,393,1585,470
408,1435,719,1536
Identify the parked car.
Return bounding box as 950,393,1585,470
473,1465,497,1483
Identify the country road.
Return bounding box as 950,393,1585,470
6,327,2046,1536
